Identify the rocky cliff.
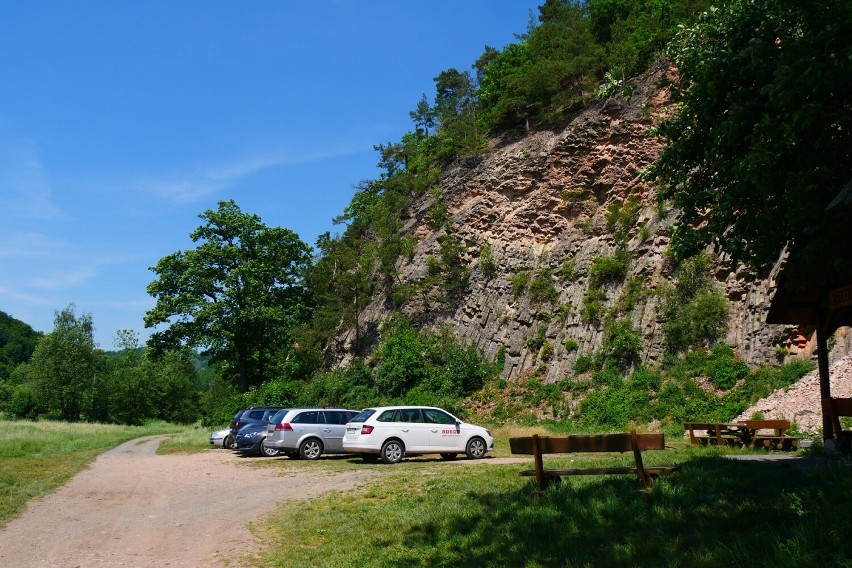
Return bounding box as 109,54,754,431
340,63,851,382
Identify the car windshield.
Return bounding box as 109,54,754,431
350,409,375,423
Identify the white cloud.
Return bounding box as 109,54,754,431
142,146,362,203
0,231,70,259
29,267,96,291
0,139,65,220
0,284,54,306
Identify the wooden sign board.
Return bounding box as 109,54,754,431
829,285,852,309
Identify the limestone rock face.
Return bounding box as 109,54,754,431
339,64,851,381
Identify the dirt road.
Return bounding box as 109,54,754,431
0,436,373,568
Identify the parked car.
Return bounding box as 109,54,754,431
265,408,360,459
228,406,286,441
234,422,280,457
209,428,233,448
343,406,494,464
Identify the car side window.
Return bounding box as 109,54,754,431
424,409,456,424
247,410,264,420
400,408,425,423
377,409,399,422
323,411,348,425
292,411,319,424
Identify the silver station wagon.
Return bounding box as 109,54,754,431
265,408,360,460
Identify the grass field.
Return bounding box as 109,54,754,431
3,422,851,566
0,420,194,527
245,439,852,567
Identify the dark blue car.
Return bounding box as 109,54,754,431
233,413,287,457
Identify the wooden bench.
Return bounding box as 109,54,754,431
509,431,678,495
745,419,800,451
684,422,745,447
822,397,852,453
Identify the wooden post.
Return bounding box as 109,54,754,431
816,310,833,444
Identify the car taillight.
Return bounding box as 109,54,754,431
275,423,293,431
361,425,374,435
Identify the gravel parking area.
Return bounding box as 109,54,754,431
0,436,372,568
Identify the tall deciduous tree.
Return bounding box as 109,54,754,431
27,304,97,421
650,0,852,287
145,200,312,392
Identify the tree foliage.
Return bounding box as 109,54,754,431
22,305,97,421
145,200,312,392
0,310,41,381
650,0,852,287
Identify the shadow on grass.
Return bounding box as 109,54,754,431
388,456,852,568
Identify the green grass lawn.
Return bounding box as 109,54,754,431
249,445,852,568
0,419,194,527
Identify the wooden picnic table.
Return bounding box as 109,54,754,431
685,421,751,447
684,420,799,450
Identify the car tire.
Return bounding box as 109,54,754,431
260,439,280,457
465,437,486,459
299,438,324,460
440,453,458,460
380,439,404,464
224,434,236,450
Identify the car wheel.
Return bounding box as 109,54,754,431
440,453,458,460
260,439,280,457
299,438,324,460
465,437,486,459
380,439,404,464
224,434,236,449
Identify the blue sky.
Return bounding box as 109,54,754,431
0,1,540,349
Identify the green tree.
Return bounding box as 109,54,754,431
27,305,97,421
0,310,42,382
433,68,485,161
145,200,312,392
650,0,852,287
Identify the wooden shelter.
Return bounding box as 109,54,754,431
767,277,852,440
766,182,852,441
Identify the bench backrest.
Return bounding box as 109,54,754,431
683,422,728,431
743,419,790,432
822,398,852,438
509,432,665,455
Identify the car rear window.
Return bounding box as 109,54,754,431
269,409,288,424
350,409,375,423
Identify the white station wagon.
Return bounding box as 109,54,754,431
343,406,494,464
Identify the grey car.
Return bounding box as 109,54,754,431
265,408,360,460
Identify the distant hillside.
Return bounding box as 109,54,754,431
0,311,41,379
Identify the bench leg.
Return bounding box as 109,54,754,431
630,430,651,491
532,434,547,493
